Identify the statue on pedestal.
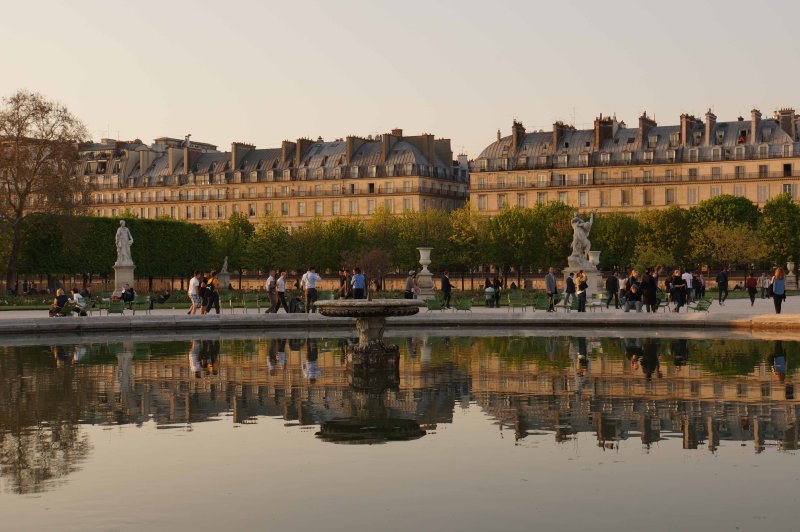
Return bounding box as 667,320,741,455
115,220,134,266
568,212,594,269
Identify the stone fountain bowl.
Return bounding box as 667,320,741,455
314,299,425,318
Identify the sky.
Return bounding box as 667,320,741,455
2,0,799,157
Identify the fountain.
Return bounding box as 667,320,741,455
314,299,425,369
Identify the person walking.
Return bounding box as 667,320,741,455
493,275,502,308
771,267,786,314
276,271,290,313
266,270,279,313
641,271,658,313
564,273,576,308
351,267,366,300
696,273,706,299
671,269,687,312
759,272,770,299
301,266,322,313
441,270,454,308
716,268,729,305
605,271,619,309
404,270,416,299
681,270,695,302
205,271,221,314
576,270,588,312
745,272,758,306
545,267,558,312
187,271,201,315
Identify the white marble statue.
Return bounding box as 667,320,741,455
220,256,229,273
115,220,134,266
568,212,594,269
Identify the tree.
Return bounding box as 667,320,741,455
691,222,766,268
448,206,486,271
760,193,800,265
484,207,538,271
0,91,88,292
323,216,364,271
395,210,454,270
534,202,573,269
635,207,692,266
247,215,292,272
591,212,639,270
689,195,760,229
205,212,254,274
287,217,327,271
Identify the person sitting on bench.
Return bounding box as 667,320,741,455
49,289,71,317
120,284,136,303
149,289,172,310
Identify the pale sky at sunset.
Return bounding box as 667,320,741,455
2,0,798,157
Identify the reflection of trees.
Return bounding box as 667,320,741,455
0,346,92,494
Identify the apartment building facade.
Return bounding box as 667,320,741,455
83,129,468,227
470,108,800,214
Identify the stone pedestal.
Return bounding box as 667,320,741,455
786,262,797,290
563,267,602,297
416,247,435,301
113,264,135,294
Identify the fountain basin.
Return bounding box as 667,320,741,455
314,299,424,318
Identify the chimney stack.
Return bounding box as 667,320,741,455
680,114,700,147
280,141,296,167
381,130,401,162
231,142,254,172
511,120,526,154
345,136,366,166
777,108,796,140
391,128,403,138
593,114,614,150
295,138,313,168
750,109,762,144
636,111,657,148
704,109,717,146
167,147,181,174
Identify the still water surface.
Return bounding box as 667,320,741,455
1,332,798,531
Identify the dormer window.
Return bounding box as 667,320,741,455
712,147,722,161
647,134,658,148
537,155,547,166
643,151,654,162
762,128,772,142
558,154,568,167
578,153,589,166
716,130,725,145
283,169,291,179
735,146,745,159
622,152,631,162
758,145,768,158
350,166,360,178
738,130,747,144
600,153,610,164
669,133,679,147
688,148,699,162
385,164,394,177
666,149,676,162
693,132,702,146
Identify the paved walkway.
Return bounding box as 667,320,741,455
0,295,797,337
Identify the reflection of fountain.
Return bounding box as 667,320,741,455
316,391,425,444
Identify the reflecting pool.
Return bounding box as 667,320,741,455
1,331,798,531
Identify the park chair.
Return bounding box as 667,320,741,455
658,292,672,312
587,293,606,312
687,298,712,313
131,295,151,315
453,298,472,312
559,296,579,312
86,297,103,316
107,299,125,315
425,299,445,312
218,291,234,313
241,293,261,314
507,291,528,312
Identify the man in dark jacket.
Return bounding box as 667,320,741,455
716,268,729,305
605,272,620,309
564,273,576,308
441,271,454,308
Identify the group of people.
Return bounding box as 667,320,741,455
49,287,89,316
187,270,222,315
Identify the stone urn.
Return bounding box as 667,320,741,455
786,261,798,290
416,247,435,300
588,251,601,270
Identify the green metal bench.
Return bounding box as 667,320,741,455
507,291,528,312
241,293,262,313
131,295,151,315
425,299,445,312
453,298,472,312
107,299,125,315
687,299,712,313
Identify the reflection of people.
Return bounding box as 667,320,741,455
640,339,662,380
769,340,787,383
52,345,69,367
302,338,320,384
189,339,202,378
115,220,134,265
671,339,689,370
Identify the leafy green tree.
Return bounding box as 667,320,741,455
635,207,692,266
206,212,254,274
323,216,365,270
363,207,397,263
287,217,328,271
691,222,766,268
485,207,538,271
395,210,454,271
689,195,760,229
448,206,487,270
760,193,800,265
534,202,573,269
247,215,292,272
591,212,639,270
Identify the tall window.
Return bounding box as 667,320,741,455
578,173,588,185
759,164,769,178
517,193,526,207
332,201,340,215
349,199,358,214
710,187,721,198
579,191,588,208
557,191,567,203
537,192,547,205
687,187,698,205
477,195,487,211
735,165,745,177
281,202,289,216
403,198,412,212
315,201,323,216
621,189,631,206
757,185,769,202
643,189,653,206
497,194,507,209
367,199,375,214
665,188,675,205
734,185,744,197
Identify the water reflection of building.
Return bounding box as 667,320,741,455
2,336,799,493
